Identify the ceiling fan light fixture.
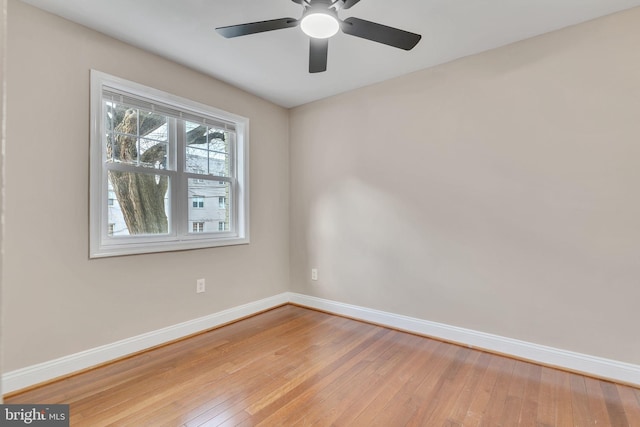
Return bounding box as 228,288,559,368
300,12,340,39
215,0,422,73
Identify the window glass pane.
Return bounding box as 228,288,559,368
188,178,231,233
186,146,207,173
208,154,229,178
139,139,168,169
108,171,170,236
105,101,169,167
185,122,230,177
104,101,128,138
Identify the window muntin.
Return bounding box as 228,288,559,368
90,70,249,257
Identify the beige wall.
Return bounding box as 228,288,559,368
2,0,290,372
1,0,6,401
290,8,640,364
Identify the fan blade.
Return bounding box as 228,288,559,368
309,38,328,73
216,18,298,38
291,0,305,4
342,0,362,9
341,17,421,50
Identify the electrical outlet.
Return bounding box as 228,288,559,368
311,268,318,281
196,278,206,293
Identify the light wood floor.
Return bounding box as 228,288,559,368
5,305,640,426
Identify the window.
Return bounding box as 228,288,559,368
218,221,226,231
193,168,205,183
192,195,204,208
90,70,249,257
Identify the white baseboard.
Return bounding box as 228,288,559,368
4,291,639,394
2,293,289,394
288,293,640,387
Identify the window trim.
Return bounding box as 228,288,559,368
90,70,250,258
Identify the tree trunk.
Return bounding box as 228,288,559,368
109,109,168,234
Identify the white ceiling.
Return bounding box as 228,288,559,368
20,0,640,108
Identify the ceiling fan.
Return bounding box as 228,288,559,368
216,0,422,73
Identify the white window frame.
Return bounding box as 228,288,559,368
90,70,250,258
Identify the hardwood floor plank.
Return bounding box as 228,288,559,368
183,317,380,426
315,338,443,426
354,338,459,426
584,376,612,426
445,351,493,425
244,321,378,416
75,310,322,420
421,349,486,425
294,334,430,425
253,328,397,425
462,353,509,426
404,346,478,425
4,305,639,426
498,360,529,426
569,373,594,426
352,342,461,426
618,383,640,426
518,363,542,427
555,370,575,427
536,366,559,427
601,381,630,426
477,357,518,426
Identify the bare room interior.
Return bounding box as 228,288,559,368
1,0,639,425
